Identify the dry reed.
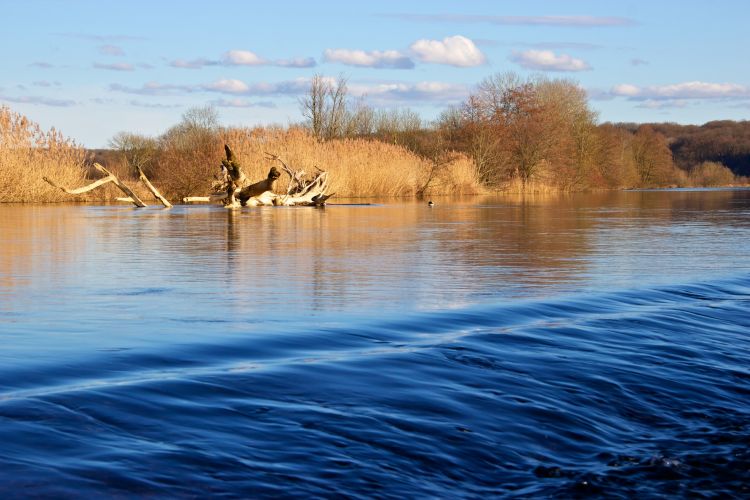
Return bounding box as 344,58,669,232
0,106,482,203
0,106,87,202
498,177,566,194
220,127,482,198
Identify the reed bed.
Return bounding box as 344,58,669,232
498,177,567,195
0,106,87,202
0,106,478,203
220,127,482,198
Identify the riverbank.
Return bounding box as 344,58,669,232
2,105,747,204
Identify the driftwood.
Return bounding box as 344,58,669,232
44,163,171,208
183,145,333,207
44,144,332,209
137,166,172,208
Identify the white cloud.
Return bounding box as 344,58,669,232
109,77,466,104
348,81,468,103
409,35,486,67
93,62,135,71
276,57,317,68
510,50,590,71
611,81,750,100
209,98,276,108
170,58,217,69
110,81,190,96
635,99,688,109
612,83,640,96
223,50,267,66
202,79,250,94
324,49,414,69
170,51,316,69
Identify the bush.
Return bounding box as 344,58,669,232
689,161,737,186
150,107,224,200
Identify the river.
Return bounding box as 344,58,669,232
1,189,749,497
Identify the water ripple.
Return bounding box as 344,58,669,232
1,275,749,497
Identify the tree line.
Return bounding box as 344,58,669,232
625,120,750,178
298,72,748,189
104,72,747,197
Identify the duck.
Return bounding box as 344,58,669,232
427,200,434,207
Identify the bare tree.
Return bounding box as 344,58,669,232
345,99,376,136
299,75,327,139
325,75,348,140
181,105,219,130
109,132,158,178
155,106,223,200
299,74,350,140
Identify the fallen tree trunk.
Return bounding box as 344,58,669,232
44,144,333,208
137,166,172,208
43,163,170,208
184,145,334,207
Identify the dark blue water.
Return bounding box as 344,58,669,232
1,190,749,497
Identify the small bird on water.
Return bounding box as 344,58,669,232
428,200,434,207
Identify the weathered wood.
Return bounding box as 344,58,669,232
92,163,147,207
264,152,333,206
44,161,164,207
137,166,172,208
183,144,333,207
238,167,281,205
43,174,116,195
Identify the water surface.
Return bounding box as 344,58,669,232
1,190,749,497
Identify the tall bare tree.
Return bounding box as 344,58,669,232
299,74,349,141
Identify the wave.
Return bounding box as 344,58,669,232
1,274,749,497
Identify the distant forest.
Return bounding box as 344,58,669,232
617,120,750,178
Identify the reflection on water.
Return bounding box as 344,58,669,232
2,190,749,316
0,189,749,497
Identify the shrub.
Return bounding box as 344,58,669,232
689,161,737,186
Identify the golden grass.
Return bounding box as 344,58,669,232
0,106,481,202
220,127,483,198
0,106,87,202
497,176,566,195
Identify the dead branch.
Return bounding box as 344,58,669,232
43,174,116,195
42,160,175,208
264,152,333,205
183,145,333,207
92,163,147,207
44,163,148,207
137,166,172,208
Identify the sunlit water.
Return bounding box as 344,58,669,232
1,190,749,497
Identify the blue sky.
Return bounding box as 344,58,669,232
2,0,749,147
